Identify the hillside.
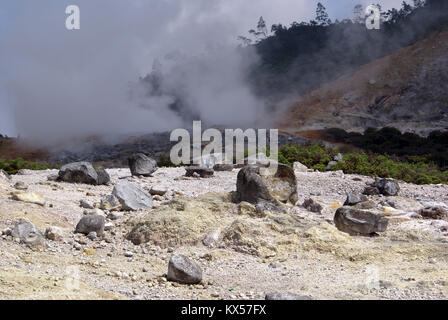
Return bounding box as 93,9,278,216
279,26,448,136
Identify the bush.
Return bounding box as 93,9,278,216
0,158,51,175
276,143,448,185
278,142,337,169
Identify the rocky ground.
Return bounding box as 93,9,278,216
1,166,448,300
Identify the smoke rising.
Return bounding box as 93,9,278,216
1,0,407,144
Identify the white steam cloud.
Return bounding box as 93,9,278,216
1,0,405,143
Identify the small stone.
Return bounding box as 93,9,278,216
149,186,168,196
344,193,368,206
84,208,106,217
302,198,323,214
124,251,134,257
104,222,114,231
74,243,82,250
45,226,64,241
87,232,97,240
80,200,95,209
14,181,28,190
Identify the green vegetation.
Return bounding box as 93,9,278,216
276,143,448,185
241,0,448,99
323,127,448,170
0,158,51,175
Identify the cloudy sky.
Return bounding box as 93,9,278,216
0,0,405,139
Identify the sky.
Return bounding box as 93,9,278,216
0,0,406,139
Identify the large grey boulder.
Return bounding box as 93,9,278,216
112,181,153,211
167,254,202,284
128,153,158,177
265,293,312,300
235,164,298,207
58,162,110,185
334,206,388,236
75,215,105,236
373,178,400,196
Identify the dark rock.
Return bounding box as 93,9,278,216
58,162,110,185
128,153,158,177
363,186,380,196
213,164,234,172
419,206,448,220
167,254,202,284
344,193,368,206
235,164,298,206
302,198,323,214
75,215,105,236
185,167,214,178
95,167,111,185
334,206,388,236
112,181,153,211
373,178,400,196
265,293,313,300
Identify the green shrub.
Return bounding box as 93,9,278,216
0,158,51,175
276,143,448,185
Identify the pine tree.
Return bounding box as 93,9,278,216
353,4,364,24
316,2,331,26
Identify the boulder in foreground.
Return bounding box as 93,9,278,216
167,254,202,284
334,206,388,236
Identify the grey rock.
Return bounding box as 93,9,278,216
419,206,448,220
149,186,168,196
75,215,105,236
373,178,400,196
14,181,28,190
344,193,368,206
58,162,110,185
80,200,95,209
235,164,298,206
128,153,158,177
11,220,39,241
11,220,45,247
213,164,234,172
95,167,111,185
167,254,202,284
100,195,122,211
87,232,97,240
334,206,388,236
363,186,380,196
265,293,313,300
107,212,124,221
112,181,153,211
185,167,214,178
302,198,323,214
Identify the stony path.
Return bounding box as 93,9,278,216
1,167,448,300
